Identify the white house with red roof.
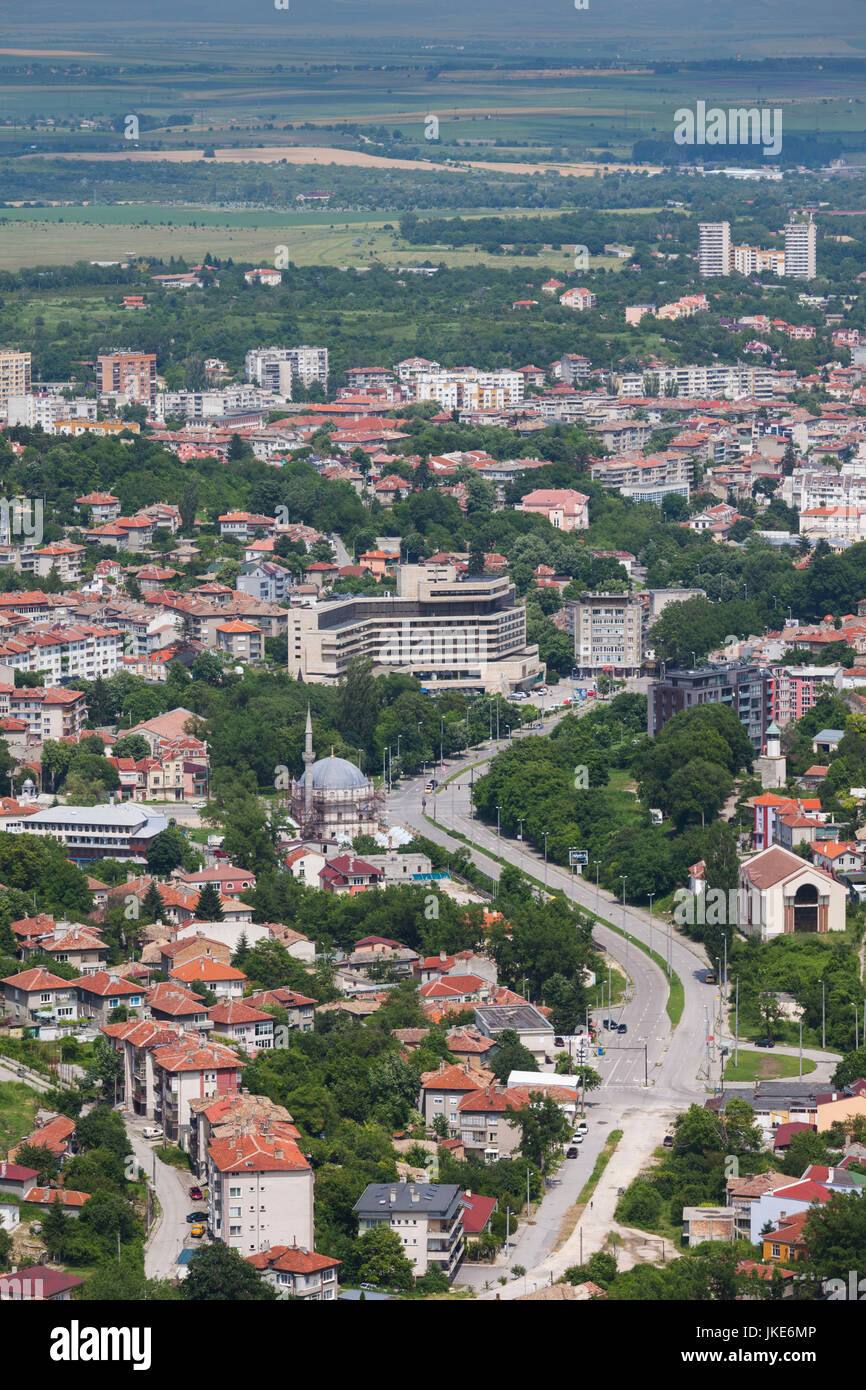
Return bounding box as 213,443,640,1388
207,998,274,1050
168,957,246,999
1,967,78,1025
248,1244,341,1300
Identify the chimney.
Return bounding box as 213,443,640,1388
440,950,447,963
389,1189,396,1203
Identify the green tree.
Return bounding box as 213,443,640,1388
355,1224,415,1290
490,1029,538,1084
195,881,224,921
506,1092,571,1171
182,1241,279,1300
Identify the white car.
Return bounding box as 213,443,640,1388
576,1122,588,1135
142,1126,163,1139
573,1133,585,1144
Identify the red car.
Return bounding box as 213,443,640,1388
189,1186,203,1202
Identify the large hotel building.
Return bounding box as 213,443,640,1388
288,564,543,694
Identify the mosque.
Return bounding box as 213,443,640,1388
290,707,380,842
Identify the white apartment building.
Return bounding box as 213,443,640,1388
153,386,281,421
784,218,817,280
732,245,785,276
617,363,775,400
698,221,732,277
7,394,97,428
208,1133,314,1256
353,1182,465,1282
245,345,329,392
0,623,123,685
412,369,524,412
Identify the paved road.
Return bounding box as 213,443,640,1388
125,1117,198,1280
386,699,842,1292
0,1057,53,1093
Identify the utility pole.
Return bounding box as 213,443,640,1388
543,831,549,888
734,978,739,1067
526,1166,531,1219
647,893,654,957
820,979,825,1051
799,1016,803,1080
607,965,612,1030
594,860,601,917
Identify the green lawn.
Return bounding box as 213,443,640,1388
0,1081,40,1156
723,1049,817,1083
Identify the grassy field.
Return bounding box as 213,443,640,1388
0,203,627,272
0,1080,40,1156
722,1049,817,1083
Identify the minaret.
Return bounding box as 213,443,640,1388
303,705,315,823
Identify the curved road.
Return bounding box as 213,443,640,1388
386,700,841,1294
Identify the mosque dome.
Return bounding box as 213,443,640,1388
308,756,368,791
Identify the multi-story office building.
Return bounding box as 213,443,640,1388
783,217,817,281
353,1182,465,1282
698,222,732,277
11,804,170,862
287,563,543,695
245,345,329,393
0,349,32,410
648,663,769,750
97,351,157,407
571,592,645,677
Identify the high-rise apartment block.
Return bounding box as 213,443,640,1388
0,349,32,410
97,351,158,406
245,345,329,393
698,222,732,277
783,217,817,280
571,592,645,677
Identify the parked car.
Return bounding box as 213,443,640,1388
554,1037,565,1048
186,1211,208,1224
566,1147,579,1159
617,1023,628,1034
662,1135,674,1148
576,1122,588,1136
756,1037,776,1048
189,1224,206,1239
602,1019,611,1030
142,1126,163,1139
189,1186,203,1201
16,1066,26,1077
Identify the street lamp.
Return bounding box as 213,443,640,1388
543,831,549,888
647,893,655,957
819,978,826,1051
620,875,628,996
496,803,502,839
594,860,601,916
517,817,525,842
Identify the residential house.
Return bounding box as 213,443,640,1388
353,1182,464,1281
248,1245,341,1300
0,967,78,1026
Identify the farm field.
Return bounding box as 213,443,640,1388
0,203,629,272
